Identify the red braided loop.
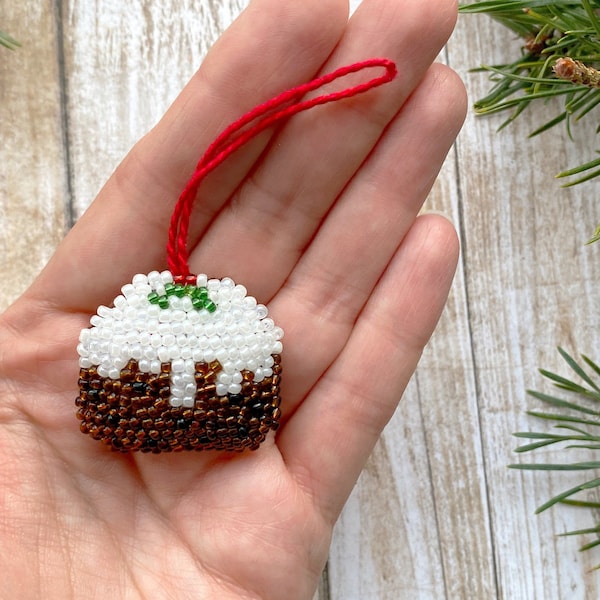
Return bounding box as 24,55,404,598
167,57,398,277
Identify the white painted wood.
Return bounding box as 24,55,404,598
447,10,600,600
61,0,248,219
3,1,600,598
0,1,66,310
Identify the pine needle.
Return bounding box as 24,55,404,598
510,348,600,559
459,1,600,186
0,30,20,51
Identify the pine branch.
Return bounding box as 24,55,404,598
509,348,600,563
459,0,600,188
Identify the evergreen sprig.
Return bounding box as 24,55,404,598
509,347,600,564
459,0,600,185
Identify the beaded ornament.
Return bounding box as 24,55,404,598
76,58,397,453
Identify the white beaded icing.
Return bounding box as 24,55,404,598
78,271,283,407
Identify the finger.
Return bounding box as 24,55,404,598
188,0,460,299
30,0,349,311
272,64,466,415
280,214,459,522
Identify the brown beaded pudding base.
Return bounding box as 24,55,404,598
76,356,282,453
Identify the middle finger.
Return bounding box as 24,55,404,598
187,0,458,300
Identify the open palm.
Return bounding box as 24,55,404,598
0,0,465,598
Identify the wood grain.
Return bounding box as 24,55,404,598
452,11,600,599
0,1,66,310
2,0,600,598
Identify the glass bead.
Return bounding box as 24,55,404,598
131,345,143,360
158,310,173,322
261,318,274,331
143,347,157,360
100,328,113,340
158,322,171,335
157,346,170,363
132,273,148,285
108,367,121,379
163,334,176,347
181,296,193,312
218,373,232,385
97,305,111,318
160,270,174,284
172,310,185,322
90,315,103,327
169,297,182,311
171,357,185,373
139,332,151,346
255,304,268,319
149,360,161,374
215,348,228,363
136,284,152,296
222,360,236,374
228,383,242,395
232,285,247,300
121,284,136,298
243,296,257,309
147,270,161,284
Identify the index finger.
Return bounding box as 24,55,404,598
29,0,349,312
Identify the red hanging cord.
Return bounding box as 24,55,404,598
167,57,398,279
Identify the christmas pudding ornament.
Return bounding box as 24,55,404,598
76,58,398,453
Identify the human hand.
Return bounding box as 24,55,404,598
0,0,465,597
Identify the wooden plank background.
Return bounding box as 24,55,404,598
2,1,600,598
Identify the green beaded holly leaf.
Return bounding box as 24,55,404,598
148,282,216,313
